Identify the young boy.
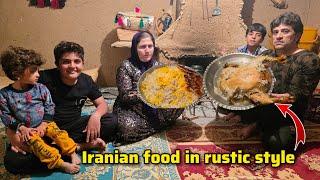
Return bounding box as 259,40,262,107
0,46,80,174
237,23,268,55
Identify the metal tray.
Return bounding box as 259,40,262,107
137,64,203,108
203,53,275,110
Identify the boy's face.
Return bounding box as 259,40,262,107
272,24,298,50
246,31,264,47
19,65,40,85
58,52,84,83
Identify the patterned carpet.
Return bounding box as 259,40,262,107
167,119,320,179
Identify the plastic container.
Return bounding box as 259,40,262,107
298,27,318,51
300,27,318,42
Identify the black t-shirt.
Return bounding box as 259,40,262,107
39,68,102,127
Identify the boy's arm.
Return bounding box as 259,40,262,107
35,85,54,137
84,96,107,142
0,93,22,131
84,76,108,142
41,85,55,122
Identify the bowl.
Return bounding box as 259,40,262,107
137,64,204,108
203,53,275,110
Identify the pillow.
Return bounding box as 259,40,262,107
115,11,154,31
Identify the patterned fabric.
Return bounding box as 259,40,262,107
113,60,184,145
0,83,54,130
236,45,268,55
39,68,102,128
29,122,76,169
263,50,320,116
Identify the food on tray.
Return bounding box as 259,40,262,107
139,65,204,108
216,56,277,105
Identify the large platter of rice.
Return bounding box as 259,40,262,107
138,64,204,108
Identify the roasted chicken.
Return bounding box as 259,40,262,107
217,56,279,105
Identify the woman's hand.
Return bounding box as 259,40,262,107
83,113,101,142
35,122,48,137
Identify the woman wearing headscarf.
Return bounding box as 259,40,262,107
113,31,184,145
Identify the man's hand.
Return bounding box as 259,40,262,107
271,93,295,103
35,122,48,137
83,113,101,142
6,128,28,154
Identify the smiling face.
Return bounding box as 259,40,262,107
272,24,300,51
137,37,154,62
58,52,84,85
246,31,264,47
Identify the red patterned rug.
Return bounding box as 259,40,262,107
169,143,320,179
166,119,320,179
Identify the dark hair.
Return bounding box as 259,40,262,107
54,41,84,66
129,31,158,72
246,23,267,39
270,12,304,42
0,46,44,80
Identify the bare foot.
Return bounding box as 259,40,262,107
77,138,106,152
60,162,80,174
238,123,257,140
71,152,81,165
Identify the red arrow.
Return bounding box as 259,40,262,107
275,103,306,151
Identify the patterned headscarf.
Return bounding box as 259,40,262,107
129,31,157,73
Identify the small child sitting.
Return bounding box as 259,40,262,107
0,46,80,174
237,23,268,55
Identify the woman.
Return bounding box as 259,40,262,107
113,31,184,145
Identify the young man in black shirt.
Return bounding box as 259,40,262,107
4,41,117,174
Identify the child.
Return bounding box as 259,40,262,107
237,23,268,55
0,46,80,174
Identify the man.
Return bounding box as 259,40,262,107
240,12,320,153
237,23,268,55
4,41,118,174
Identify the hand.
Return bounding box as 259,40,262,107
6,128,27,154
83,113,101,142
19,126,35,142
35,122,48,137
128,91,138,97
270,93,295,103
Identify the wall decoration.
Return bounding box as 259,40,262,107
28,0,67,9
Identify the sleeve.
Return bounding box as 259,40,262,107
0,92,21,130
288,54,320,100
87,75,103,101
116,62,140,104
40,85,55,121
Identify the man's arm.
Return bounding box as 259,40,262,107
83,96,108,142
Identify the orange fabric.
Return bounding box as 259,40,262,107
28,134,63,169
27,122,77,169
45,122,77,155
